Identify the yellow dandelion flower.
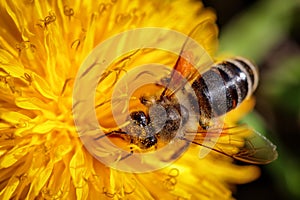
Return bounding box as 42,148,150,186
0,0,276,199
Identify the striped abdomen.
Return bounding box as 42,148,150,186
191,57,258,119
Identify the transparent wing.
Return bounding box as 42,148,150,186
160,19,216,98
184,125,278,164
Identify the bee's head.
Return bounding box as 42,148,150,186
126,111,158,149
130,111,148,127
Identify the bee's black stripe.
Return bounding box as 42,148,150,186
192,68,230,119
218,61,248,104
214,65,239,112
191,75,212,119
234,58,255,90
191,57,256,122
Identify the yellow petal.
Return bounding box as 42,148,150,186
1,177,19,200
32,120,61,134
69,147,89,200
0,111,34,136
0,145,28,168
27,164,53,199
32,73,57,100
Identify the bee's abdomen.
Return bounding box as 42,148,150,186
191,57,258,118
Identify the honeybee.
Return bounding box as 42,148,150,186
95,21,278,164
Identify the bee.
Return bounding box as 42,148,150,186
96,20,278,164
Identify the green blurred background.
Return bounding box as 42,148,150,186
202,0,300,199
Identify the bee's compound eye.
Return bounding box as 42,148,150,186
130,111,148,127
141,136,157,149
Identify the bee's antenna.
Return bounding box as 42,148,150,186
94,130,127,140
159,47,185,100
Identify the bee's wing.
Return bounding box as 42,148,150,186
160,19,216,98
185,125,278,164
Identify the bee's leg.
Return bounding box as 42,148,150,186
94,130,127,140
130,138,134,154
199,115,211,130
119,151,134,161
119,139,134,162
169,139,190,160
153,135,159,151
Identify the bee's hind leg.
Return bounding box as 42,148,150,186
94,130,127,140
